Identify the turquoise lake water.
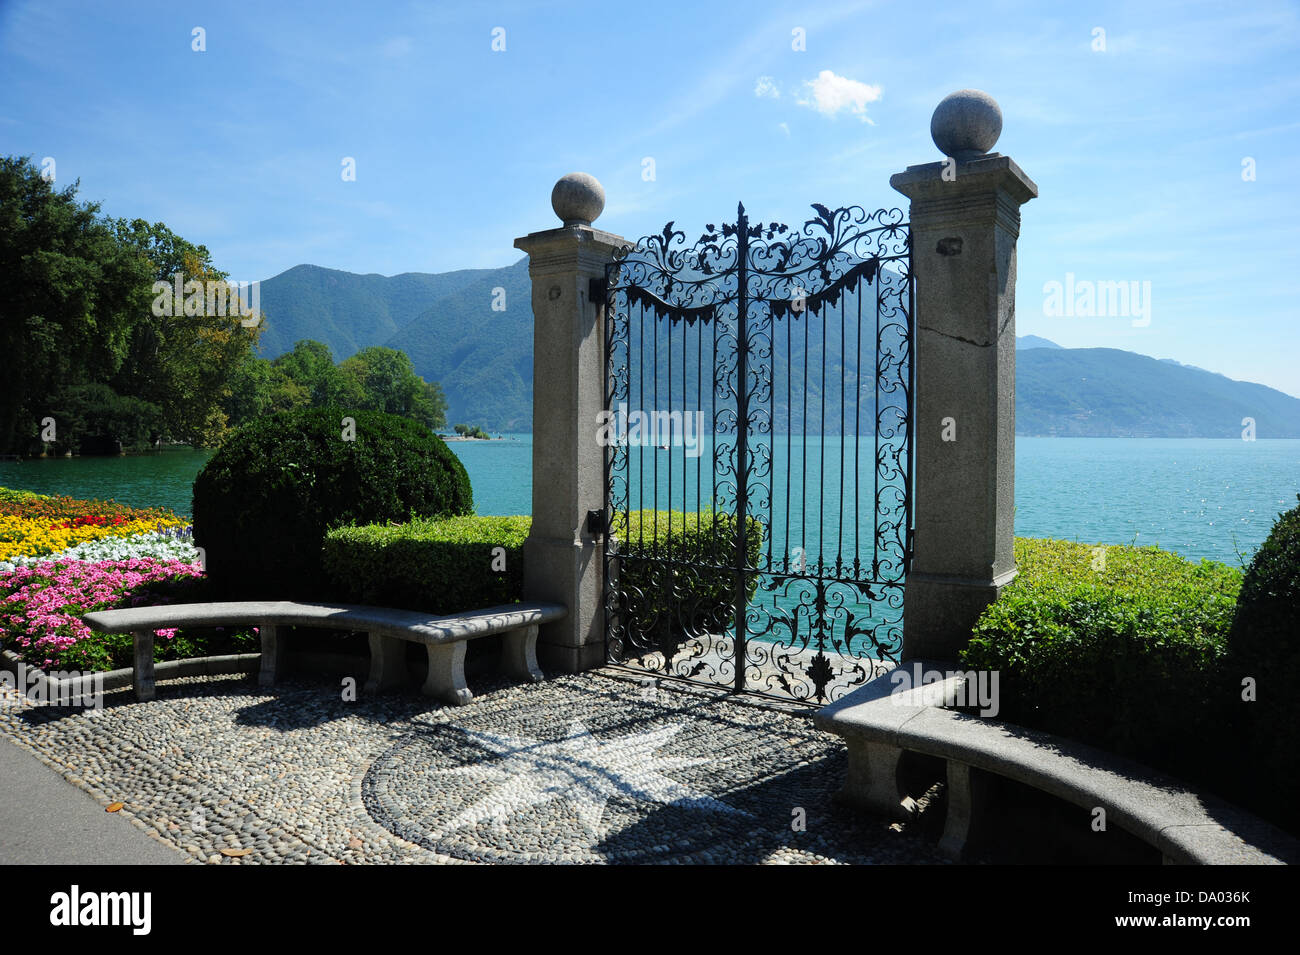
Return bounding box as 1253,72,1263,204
2,436,1297,569
5,436,1294,662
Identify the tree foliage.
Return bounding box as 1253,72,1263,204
0,155,449,453
219,341,448,430
0,156,149,453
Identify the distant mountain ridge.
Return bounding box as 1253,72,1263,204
1016,345,1300,437
254,264,1300,437
256,264,497,359
1017,334,1062,350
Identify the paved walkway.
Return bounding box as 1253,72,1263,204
0,734,188,864
0,669,947,865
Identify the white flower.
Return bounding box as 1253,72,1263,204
8,528,200,567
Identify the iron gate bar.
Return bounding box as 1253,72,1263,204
733,202,749,693
603,202,913,705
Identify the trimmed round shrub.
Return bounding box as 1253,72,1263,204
192,407,472,600
1227,494,1300,831
1231,494,1300,658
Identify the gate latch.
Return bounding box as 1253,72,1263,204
586,508,609,538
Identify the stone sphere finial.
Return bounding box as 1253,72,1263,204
551,172,605,226
930,89,1003,161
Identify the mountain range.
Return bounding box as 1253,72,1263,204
255,261,1300,438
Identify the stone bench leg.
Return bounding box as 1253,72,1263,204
365,633,409,693
940,759,995,861
501,624,543,683
132,631,155,702
258,623,285,687
423,641,471,707
837,737,917,821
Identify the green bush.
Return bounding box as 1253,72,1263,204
960,538,1241,779
320,510,762,637
611,510,764,647
193,407,472,600
324,515,529,613
1227,494,1300,831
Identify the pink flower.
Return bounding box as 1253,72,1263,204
0,556,204,669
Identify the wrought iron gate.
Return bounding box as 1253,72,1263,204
602,202,913,705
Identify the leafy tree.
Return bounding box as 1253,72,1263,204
0,156,150,453
416,379,449,431
340,346,446,428
112,221,264,446
222,354,276,424
48,383,164,453
272,339,358,407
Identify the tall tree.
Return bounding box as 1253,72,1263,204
272,339,359,407
112,220,264,445
339,346,447,428
0,156,149,453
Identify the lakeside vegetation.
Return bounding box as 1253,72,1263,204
0,156,447,456
451,423,492,439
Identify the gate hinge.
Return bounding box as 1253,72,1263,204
588,277,607,304
586,507,610,538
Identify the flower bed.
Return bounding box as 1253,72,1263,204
0,487,188,562
0,488,252,674
5,527,199,569
2,558,192,670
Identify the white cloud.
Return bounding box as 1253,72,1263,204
754,76,780,98
797,70,882,121
778,122,790,137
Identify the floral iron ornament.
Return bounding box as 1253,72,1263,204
602,201,914,705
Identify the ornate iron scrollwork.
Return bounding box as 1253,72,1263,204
603,202,913,705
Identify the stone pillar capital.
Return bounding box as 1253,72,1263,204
891,154,1038,204
891,156,1038,237
513,225,629,276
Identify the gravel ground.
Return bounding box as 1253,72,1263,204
0,668,949,865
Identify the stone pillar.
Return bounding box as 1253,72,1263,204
514,173,627,673
891,90,1038,661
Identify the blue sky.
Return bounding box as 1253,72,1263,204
3,0,1298,396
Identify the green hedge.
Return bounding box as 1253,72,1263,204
960,538,1241,782
321,510,763,633
323,515,529,614
611,510,764,639
193,407,472,600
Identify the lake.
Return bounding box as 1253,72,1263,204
2,436,1297,569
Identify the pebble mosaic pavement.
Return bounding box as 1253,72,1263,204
0,669,950,865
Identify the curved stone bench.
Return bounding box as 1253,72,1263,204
813,662,1300,865
82,601,566,707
